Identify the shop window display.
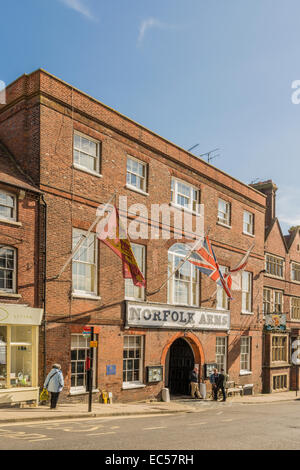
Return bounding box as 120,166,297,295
0,325,33,388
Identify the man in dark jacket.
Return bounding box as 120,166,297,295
189,366,202,399
210,368,226,401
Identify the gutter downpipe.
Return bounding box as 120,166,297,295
41,194,47,381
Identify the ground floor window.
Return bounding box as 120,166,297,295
272,374,288,391
240,336,251,373
216,337,227,372
71,334,97,392
123,335,144,386
0,325,36,389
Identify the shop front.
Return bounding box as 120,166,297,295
0,304,43,405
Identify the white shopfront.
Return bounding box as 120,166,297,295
0,304,43,405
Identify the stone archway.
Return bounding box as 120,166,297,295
161,332,205,396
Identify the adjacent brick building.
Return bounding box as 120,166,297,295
252,181,300,393
0,140,43,405
0,69,268,404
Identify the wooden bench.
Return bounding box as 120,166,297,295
226,381,244,397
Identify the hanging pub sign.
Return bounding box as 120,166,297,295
264,314,286,331
147,366,163,383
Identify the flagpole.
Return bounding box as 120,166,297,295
146,228,210,297
52,192,117,280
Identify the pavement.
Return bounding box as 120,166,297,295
0,390,299,424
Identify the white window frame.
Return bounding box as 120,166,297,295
265,254,284,279
0,190,17,222
243,210,254,236
263,288,272,315
73,132,101,175
291,262,300,283
216,266,230,310
168,243,199,307
242,271,252,314
0,246,16,293
122,335,144,388
72,228,98,297
171,178,200,214
240,336,251,374
126,156,147,194
125,243,146,301
70,334,97,393
216,337,227,373
217,199,231,227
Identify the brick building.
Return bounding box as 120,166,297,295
0,140,43,405
253,181,300,393
0,69,267,403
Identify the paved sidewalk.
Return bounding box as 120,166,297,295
0,391,299,424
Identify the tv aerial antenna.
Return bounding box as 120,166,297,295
187,144,221,164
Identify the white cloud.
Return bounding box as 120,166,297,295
138,17,175,45
276,186,300,233
59,0,95,21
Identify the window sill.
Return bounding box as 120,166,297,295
125,184,149,197
264,273,284,281
73,164,102,178
72,293,101,300
239,371,252,376
217,221,232,229
122,383,146,390
242,231,255,238
0,218,22,227
69,389,99,396
241,311,254,315
170,202,201,216
0,292,21,299
125,296,145,302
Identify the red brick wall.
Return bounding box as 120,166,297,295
0,69,267,401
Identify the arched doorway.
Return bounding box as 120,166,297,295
167,337,195,396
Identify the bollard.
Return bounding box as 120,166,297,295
161,387,170,402
102,391,108,404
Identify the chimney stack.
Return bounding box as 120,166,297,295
251,180,277,230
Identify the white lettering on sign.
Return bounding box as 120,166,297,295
126,302,230,331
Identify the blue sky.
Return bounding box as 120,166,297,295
1,0,300,233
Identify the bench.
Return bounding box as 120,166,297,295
226,381,244,397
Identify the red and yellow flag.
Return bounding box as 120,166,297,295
97,205,146,288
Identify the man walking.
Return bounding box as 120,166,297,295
189,366,202,399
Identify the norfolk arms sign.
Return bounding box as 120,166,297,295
126,301,230,331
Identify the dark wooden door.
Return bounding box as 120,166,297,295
168,338,194,395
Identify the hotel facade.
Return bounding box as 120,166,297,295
0,70,270,403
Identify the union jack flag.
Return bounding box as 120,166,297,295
189,236,233,299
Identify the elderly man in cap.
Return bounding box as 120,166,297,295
189,366,202,399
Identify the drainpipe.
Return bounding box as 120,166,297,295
40,194,47,381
